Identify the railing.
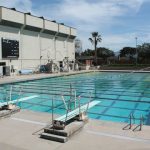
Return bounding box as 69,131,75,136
123,113,144,131
2,86,23,108
129,113,135,129
139,115,144,131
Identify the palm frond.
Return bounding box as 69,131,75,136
92,32,98,37
89,38,94,44
97,38,102,42
98,35,101,38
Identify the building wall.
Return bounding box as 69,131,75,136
55,37,67,61
0,25,76,70
0,6,76,71
21,30,41,69
68,39,75,60
0,25,20,69
40,33,54,64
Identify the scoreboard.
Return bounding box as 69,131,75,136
2,38,19,58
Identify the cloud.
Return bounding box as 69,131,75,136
0,0,32,12
36,0,145,25
0,0,148,51
34,0,147,51
101,31,150,51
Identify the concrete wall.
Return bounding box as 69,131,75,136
67,39,75,60
40,33,55,64
44,20,58,32
0,7,24,25
25,14,43,29
71,28,77,37
0,6,77,71
59,24,70,35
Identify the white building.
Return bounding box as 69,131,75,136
0,6,76,74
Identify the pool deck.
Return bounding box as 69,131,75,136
0,70,150,149
0,110,150,150
0,70,96,85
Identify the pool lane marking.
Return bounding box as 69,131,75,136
0,95,39,107
11,117,47,126
86,130,150,143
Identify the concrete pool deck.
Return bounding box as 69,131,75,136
0,110,150,150
0,70,96,85
0,70,150,149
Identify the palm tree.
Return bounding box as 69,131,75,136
89,32,102,65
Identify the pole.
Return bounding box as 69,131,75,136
95,37,97,66
10,85,12,101
74,90,76,109
70,83,73,111
135,37,138,66
52,96,54,128
85,92,92,115
129,114,132,129
78,96,81,117
140,115,144,131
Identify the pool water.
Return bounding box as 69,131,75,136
0,72,150,125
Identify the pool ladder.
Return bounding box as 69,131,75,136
129,113,135,129
123,113,144,131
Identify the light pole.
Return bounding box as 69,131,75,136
135,37,138,66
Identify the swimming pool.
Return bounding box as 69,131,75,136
0,72,150,125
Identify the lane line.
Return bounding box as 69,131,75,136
11,117,47,126
86,130,150,143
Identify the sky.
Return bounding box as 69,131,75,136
0,0,150,52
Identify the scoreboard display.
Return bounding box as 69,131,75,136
2,38,19,58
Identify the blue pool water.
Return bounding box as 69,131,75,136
0,72,150,125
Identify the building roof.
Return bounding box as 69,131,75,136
0,6,76,29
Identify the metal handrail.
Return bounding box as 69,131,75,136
16,86,23,106
64,98,70,127
85,92,92,115
61,95,68,110
78,96,81,116
139,115,144,131
74,90,77,109
129,113,135,129
9,86,12,102
128,113,144,131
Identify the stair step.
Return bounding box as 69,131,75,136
44,121,85,137
41,133,68,143
44,128,68,137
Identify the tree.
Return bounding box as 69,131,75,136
81,49,95,56
97,47,114,60
120,47,136,60
79,47,114,65
138,43,150,63
89,32,102,65
119,44,150,64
